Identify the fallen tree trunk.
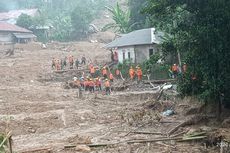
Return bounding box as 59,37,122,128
126,137,182,144
167,115,213,136
143,79,176,84
128,131,164,135
21,147,52,153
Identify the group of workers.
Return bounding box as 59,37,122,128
129,66,143,82
73,76,111,95
71,63,144,95
169,63,187,78
51,55,86,71
72,65,113,95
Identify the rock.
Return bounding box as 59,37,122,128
200,126,213,132
186,128,201,135
75,145,91,152
28,127,36,133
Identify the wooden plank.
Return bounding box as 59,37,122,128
143,79,176,84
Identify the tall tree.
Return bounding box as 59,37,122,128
128,0,150,30
144,0,230,119
16,14,33,29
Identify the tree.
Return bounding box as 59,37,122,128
144,0,230,119
103,2,135,34
16,13,33,29
128,0,150,30
51,13,73,41
71,6,93,38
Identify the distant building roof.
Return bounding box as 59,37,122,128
0,9,39,24
105,28,163,48
0,22,32,33
13,33,36,39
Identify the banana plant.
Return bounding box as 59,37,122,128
103,2,137,33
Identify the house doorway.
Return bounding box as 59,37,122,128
149,49,154,57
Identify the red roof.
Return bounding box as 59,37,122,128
0,22,32,33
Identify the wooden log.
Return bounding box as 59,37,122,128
64,142,119,148
179,136,207,141
167,121,187,136
170,130,188,138
143,79,176,84
21,147,52,153
129,131,164,135
126,137,182,144
7,135,13,153
54,68,89,73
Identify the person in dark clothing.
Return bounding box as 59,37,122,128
81,55,86,65
75,59,80,69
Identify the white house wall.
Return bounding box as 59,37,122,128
117,46,135,63
0,32,14,43
135,44,157,63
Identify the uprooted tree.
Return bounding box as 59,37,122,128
143,0,230,120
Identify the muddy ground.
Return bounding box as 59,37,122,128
0,41,229,153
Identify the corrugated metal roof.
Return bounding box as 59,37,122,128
13,33,36,39
0,22,32,33
105,28,163,48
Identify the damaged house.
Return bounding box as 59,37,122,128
105,28,163,64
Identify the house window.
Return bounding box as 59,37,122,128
123,52,125,60
149,49,154,56
128,52,131,59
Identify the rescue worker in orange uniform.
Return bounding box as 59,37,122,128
90,66,96,78
171,64,178,78
69,55,74,69
88,78,95,93
109,73,114,82
129,66,135,80
104,79,111,95
136,66,143,82
102,67,107,79
95,77,102,91
84,78,90,91
73,77,81,88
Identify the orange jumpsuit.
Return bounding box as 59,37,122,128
136,68,142,81
104,80,111,95
90,66,95,77
129,68,135,80
115,69,120,76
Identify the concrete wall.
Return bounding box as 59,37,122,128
135,44,158,63
117,46,135,63
116,44,158,64
0,32,14,44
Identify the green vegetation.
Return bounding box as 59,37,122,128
71,6,93,39
128,0,150,30
143,0,230,119
103,3,135,34
16,14,33,29
15,0,107,41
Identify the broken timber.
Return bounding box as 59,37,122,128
54,68,89,73
143,79,176,84
20,147,52,153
